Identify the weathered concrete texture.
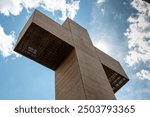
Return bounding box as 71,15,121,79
14,10,129,100
56,49,86,99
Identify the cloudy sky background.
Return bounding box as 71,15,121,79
0,0,150,99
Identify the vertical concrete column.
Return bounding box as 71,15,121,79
56,19,116,100
55,49,86,99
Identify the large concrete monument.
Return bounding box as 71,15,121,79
14,10,129,100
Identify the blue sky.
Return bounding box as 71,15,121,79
0,0,150,100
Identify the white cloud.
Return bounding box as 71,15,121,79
22,0,40,9
41,0,80,21
0,0,80,21
124,0,150,80
124,0,150,66
96,0,105,14
0,0,23,16
97,0,105,4
0,25,19,57
136,69,150,80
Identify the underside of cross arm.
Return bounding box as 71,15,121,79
16,10,74,47
95,47,128,78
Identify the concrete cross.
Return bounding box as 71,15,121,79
14,10,129,100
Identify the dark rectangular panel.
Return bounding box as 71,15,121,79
102,64,129,93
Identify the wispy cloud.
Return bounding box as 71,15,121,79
91,0,126,60
136,69,150,80
91,0,109,54
0,0,80,21
0,25,19,57
93,35,112,54
124,0,150,80
96,0,105,15
97,0,105,4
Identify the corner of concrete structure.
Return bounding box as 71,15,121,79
62,18,72,31
14,11,34,50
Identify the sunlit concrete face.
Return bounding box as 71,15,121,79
14,10,129,100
